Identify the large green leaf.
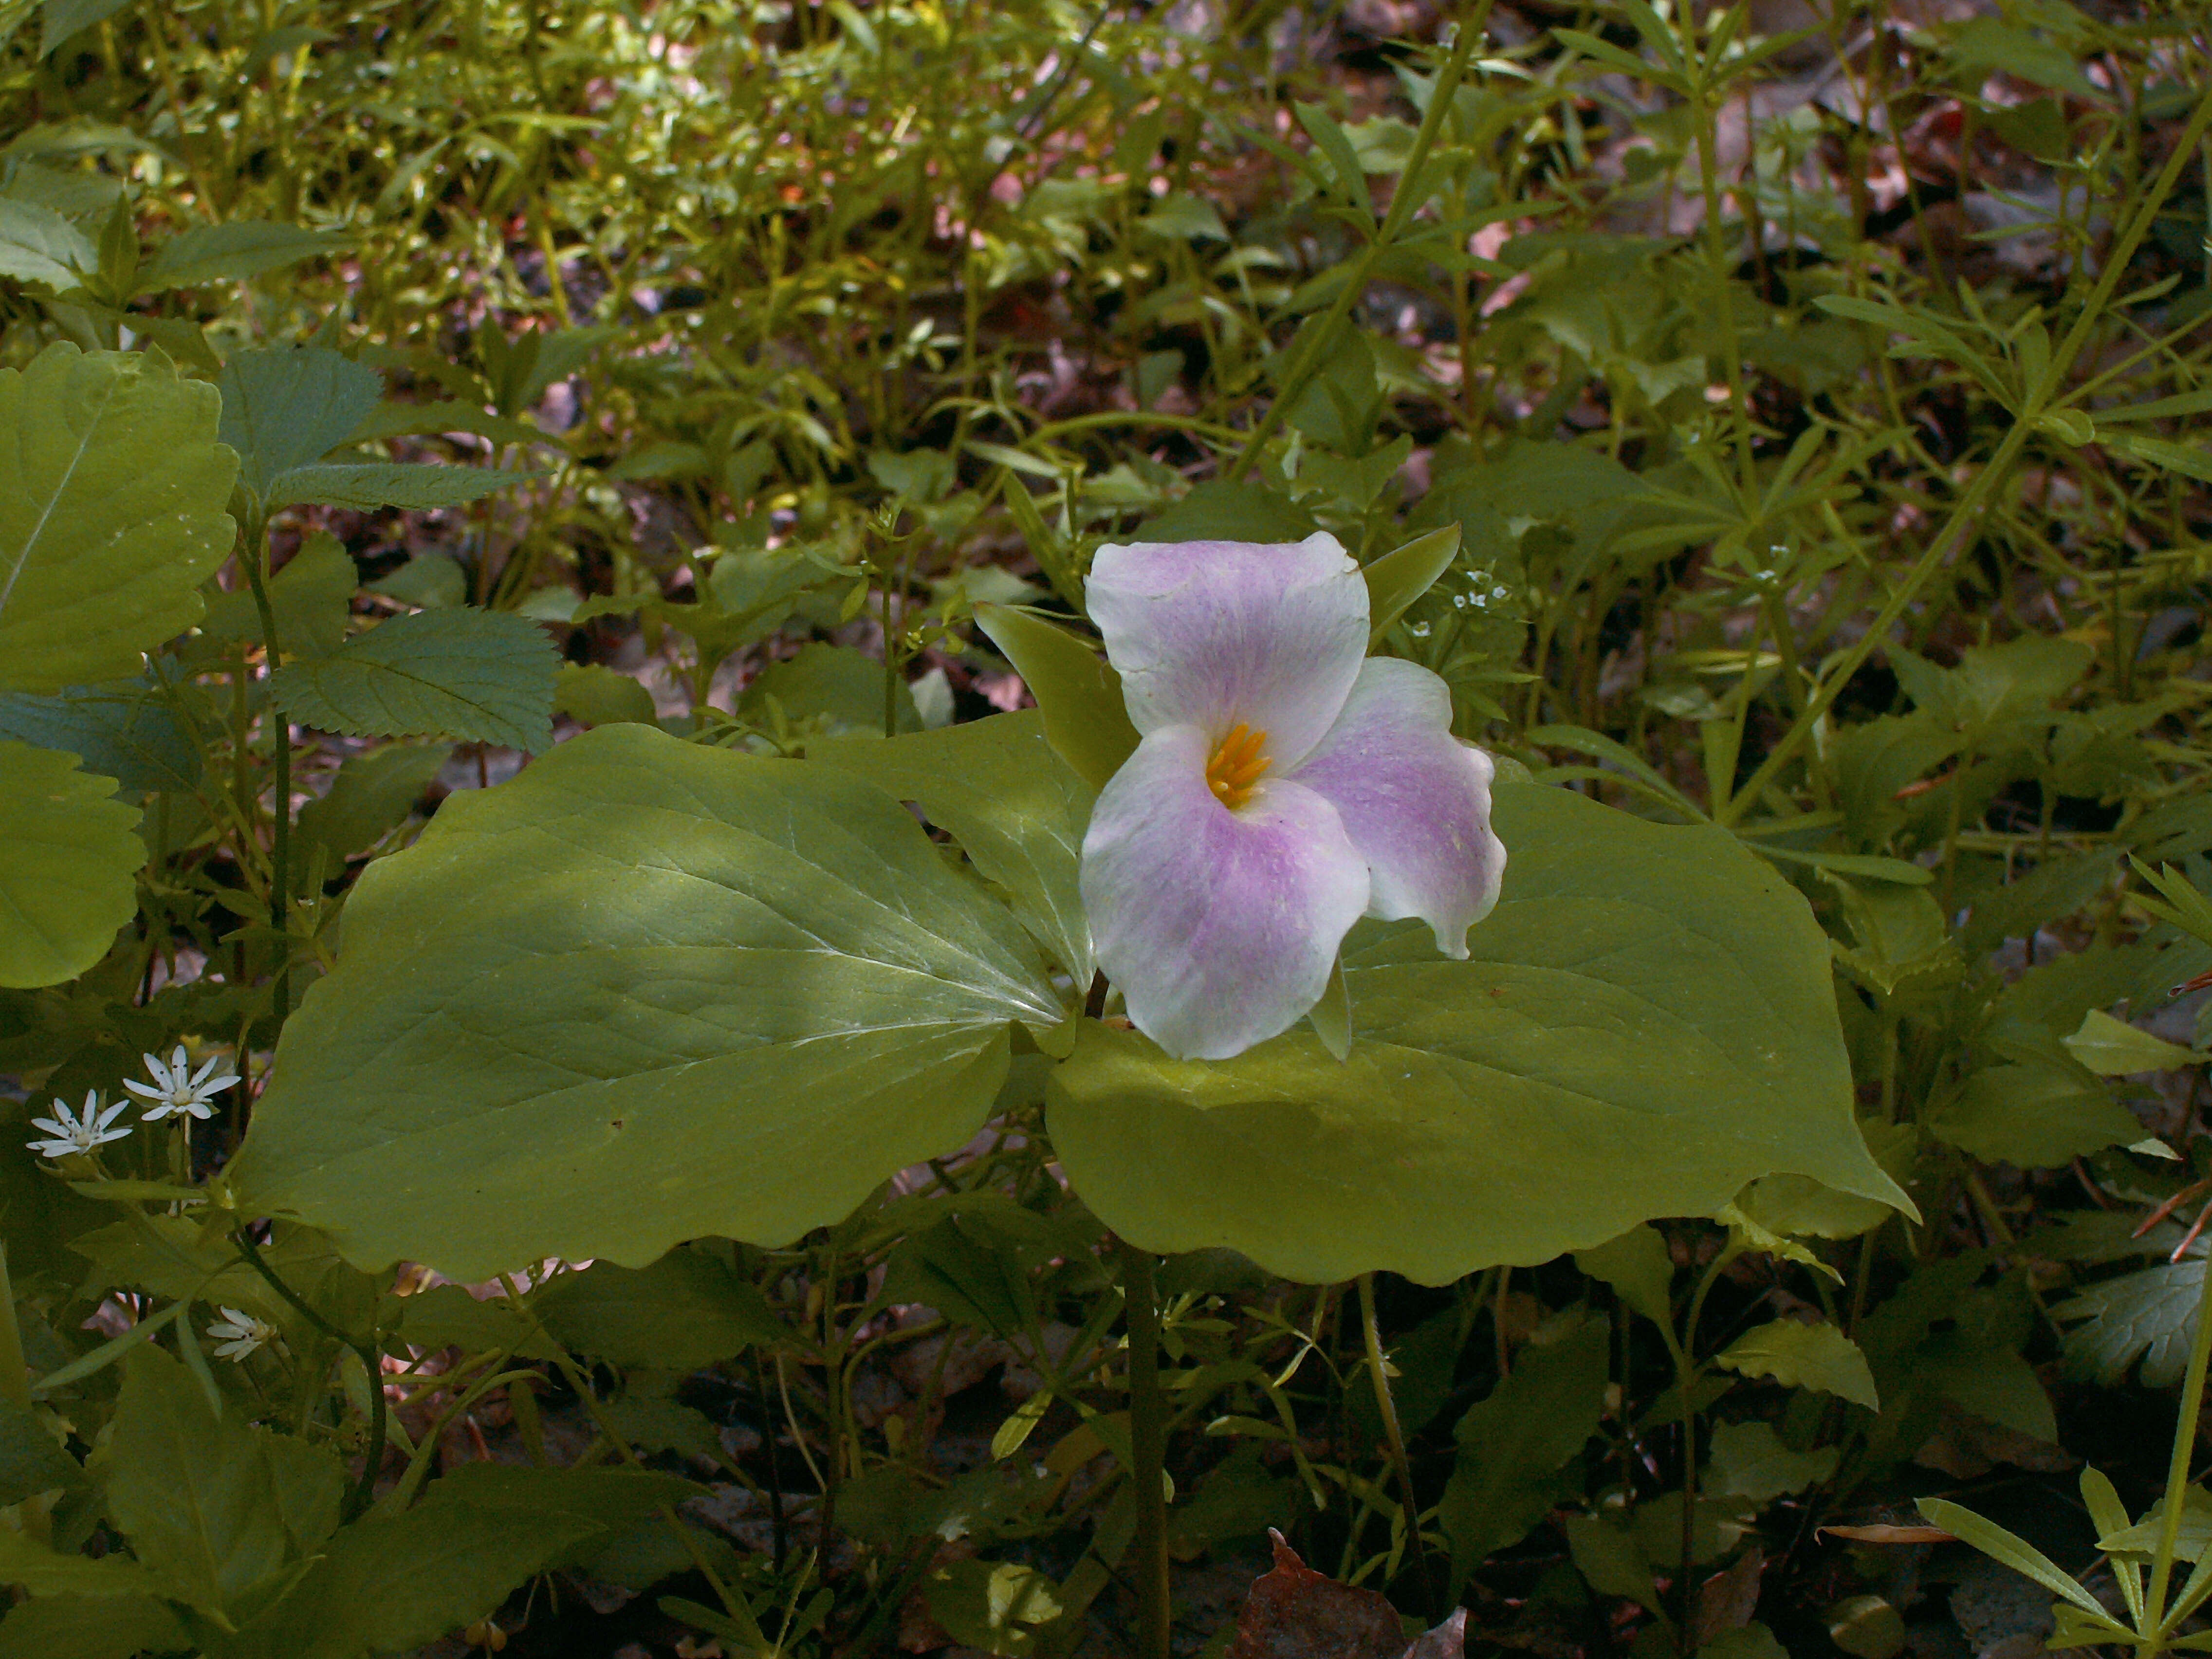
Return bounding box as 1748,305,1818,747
1046,782,1908,1284
220,1464,697,1659
811,710,1096,981
269,606,558,752
102,1346,344,1625
229,724,1063,1278
0,740,143,989
0,344,238,693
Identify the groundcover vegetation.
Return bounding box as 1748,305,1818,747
1,0,2210,1655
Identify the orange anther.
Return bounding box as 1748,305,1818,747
1205,723,1272,810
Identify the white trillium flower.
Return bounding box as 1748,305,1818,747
1080,534,1507,1060
206,1308,278,1362
125,1045,241,1123
26,1092,133,1160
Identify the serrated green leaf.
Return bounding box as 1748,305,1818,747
103,1345,344,1623
0,739,142,988
137,221,344,293
222,1464,692,1659
269,607,557,751
0,344,237,692
218,347,383,501
1714,1319,1878,1408
1045,783,1906,1284
2055,1253,2205,1386
266,461,537,513
230,724,1062,1278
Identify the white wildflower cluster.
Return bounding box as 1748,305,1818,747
25,1046,241,1162
1447,566,1516,614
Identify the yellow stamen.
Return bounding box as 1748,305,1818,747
1205,723,1272,810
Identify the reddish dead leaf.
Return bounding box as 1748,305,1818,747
1695,1544,1764,1645
1227,1531,1406,1659
1403,1608,1468,1659
1818,1524,1956,1544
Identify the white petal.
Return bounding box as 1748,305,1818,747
1081,726,1370,1060
120,1080,163,1102
1086,535,1368,766
1287,658,1507,956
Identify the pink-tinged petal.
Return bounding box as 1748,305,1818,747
1082,726,1370,1060
1287,658,1506,956
1087,535,1367,765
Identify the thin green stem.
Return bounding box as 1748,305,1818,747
1719,85,2212,828
1224,6,1487,482
2146,1241,2212,1647
1117,1238,1172,1659
1358,1272,1440,1617
232,1229,386,1520
239,512,293,1016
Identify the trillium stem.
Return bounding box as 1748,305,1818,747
1117,1237,1173,1659
1358,1272,1440,1619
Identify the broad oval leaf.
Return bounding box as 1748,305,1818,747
1045,782,1909,1284
0,344,238,693
0,739,143,988
229,724,1063,1279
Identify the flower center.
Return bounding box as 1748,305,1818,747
1205,723,1272,811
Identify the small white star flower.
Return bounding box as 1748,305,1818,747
206,1308,278,1362
124,1045,240,1124
26,1092,133,1160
